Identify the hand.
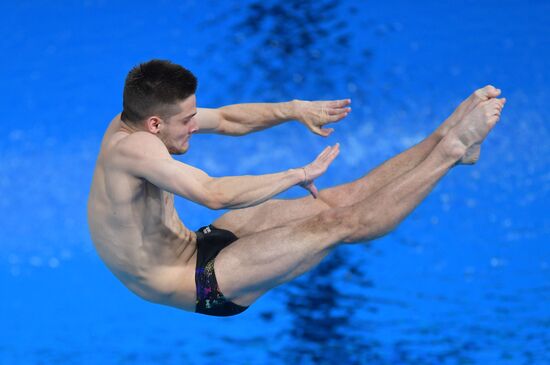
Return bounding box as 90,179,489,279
294,99,351,137
299,143,340,198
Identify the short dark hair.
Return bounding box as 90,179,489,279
121,59,198,124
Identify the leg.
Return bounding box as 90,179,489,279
344,96,505,242
318,129,443,208
216,96,506,308
215,134,464,308
318,85,501,207
213,130,443,237
212,86,501,236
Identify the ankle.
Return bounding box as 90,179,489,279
431,128,446,143
438,132,467,162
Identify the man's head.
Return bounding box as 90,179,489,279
121,59,199,154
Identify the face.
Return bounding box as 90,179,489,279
156,95,199,155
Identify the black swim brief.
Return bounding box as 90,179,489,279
195,224,249,317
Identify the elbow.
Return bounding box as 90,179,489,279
217,119,252,136
207,200,225,210
202,178,230,210
205,191,228,210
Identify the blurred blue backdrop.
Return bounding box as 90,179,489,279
0,1,548,364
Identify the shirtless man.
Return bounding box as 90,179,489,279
87,59,506,317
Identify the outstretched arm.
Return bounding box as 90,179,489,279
117,132,340,210
196,99,351,137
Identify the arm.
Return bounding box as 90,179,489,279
195,102,295,136
116,132,339,210
205,169,303,209
196,99,351,137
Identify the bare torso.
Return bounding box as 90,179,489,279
87,114,198,311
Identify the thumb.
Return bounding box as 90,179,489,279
309,182,319,199
323,128,334,137
322,128,334,137
314,126,333,137
310,126,324,136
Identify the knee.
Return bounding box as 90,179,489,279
312,206,360,241
299,205,392,245
338,206,396,244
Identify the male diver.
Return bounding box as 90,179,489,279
87,59,506,316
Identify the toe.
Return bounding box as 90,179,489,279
482,99,500,115
488,115,500,127
485,85,501,97
474,88,487,101
489,98,501,106
475,85,501,100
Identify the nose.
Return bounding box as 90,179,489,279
190,118,199,134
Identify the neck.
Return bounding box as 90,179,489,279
119,119,142,134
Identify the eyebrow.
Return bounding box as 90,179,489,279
181,112,197,120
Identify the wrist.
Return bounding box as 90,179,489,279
287,99,301,121
289,168,306,184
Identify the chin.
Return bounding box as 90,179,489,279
168,143,189,155
177,147,189,155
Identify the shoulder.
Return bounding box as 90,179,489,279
108,132,171,175
117,132,170,158
100,113,123,146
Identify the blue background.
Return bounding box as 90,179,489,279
1,1,549,364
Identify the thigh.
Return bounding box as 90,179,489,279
212,195,332,238
214,208,349,307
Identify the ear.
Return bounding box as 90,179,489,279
145,116,163,134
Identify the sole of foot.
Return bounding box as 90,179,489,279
455,97,506,165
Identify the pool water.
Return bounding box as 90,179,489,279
1,1,549,364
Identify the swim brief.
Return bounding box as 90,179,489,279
195,224,249,317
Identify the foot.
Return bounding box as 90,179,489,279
443,97,506,164
437,85,501,136
437,85,501,164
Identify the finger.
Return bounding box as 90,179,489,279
327,143,340,159
322,142,340,157
328,99,351,108
315,127,334,137
327,112,350,123
319,143,339,160
327,147,340,163
323,128,335,137
320,145,340,165
326,107,352,116
311,127,324,137
317,145,333,158
312,126,331,137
